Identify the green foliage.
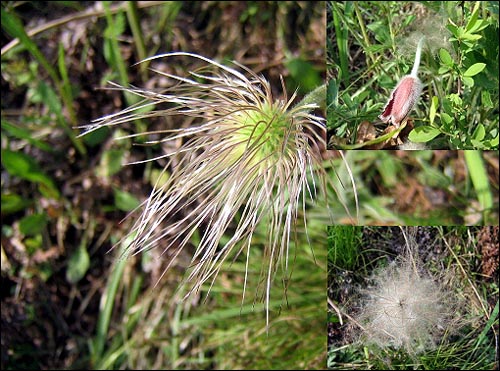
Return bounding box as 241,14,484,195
464,151,495,219
327,1,499,149
334,151,498,226
1,149,60,199
327,226,362,270
66,244,90,284
1,2,498,370
1,119,54,152
285,57,323,95
1,193,33,214
19,213,48,236
2,5,85,154
112,188,140,212
97,148,127,178
90,236,133,369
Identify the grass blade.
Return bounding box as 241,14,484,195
464,151,493,221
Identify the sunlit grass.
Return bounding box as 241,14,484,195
327,1,499,149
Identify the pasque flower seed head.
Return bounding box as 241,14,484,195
354,228,455,355
357,258,448,354
81,52,328,325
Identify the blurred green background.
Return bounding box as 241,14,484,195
1,1,327,369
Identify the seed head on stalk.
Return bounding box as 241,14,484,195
81,52,345,326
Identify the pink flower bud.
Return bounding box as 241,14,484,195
379,37,425,127
379,75,422,127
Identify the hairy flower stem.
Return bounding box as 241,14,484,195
295,84,327,111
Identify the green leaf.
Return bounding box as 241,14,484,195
58,42,72,97
327,79,338,108
439,49,453,67
81,126,110,147
402,14,416,28
1,193,32,214
462,76,474,87
447,94,462,106
1,8,59,84
149,168,170,189
481,90,494,108
408,126,441,143
25,235,43,255
473,124,486,141
490,135,499,147
285,58,323,94
429,96,438,125
19,213,48,236
38,182,61,200
418,166,451,188
438,66,450,75
440,111,454,127
97,149,125,178
470,139,486,149
464,151,493,212
335,123,407,149
472,300,499,353
104,9,126,39
92,236,133,364
66,245,90,284
446,23,459,38
461,32,482,41
465,1,480,32
2,149,46,182
113,188,140,212
1,120,54,152
1,149,60,198
464,63,486,77
468,19,488,34
366,21,390,44
32,81,62,115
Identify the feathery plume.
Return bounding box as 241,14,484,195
82,52,331,325
354,227,456,355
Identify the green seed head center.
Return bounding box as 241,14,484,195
232,102,290,164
